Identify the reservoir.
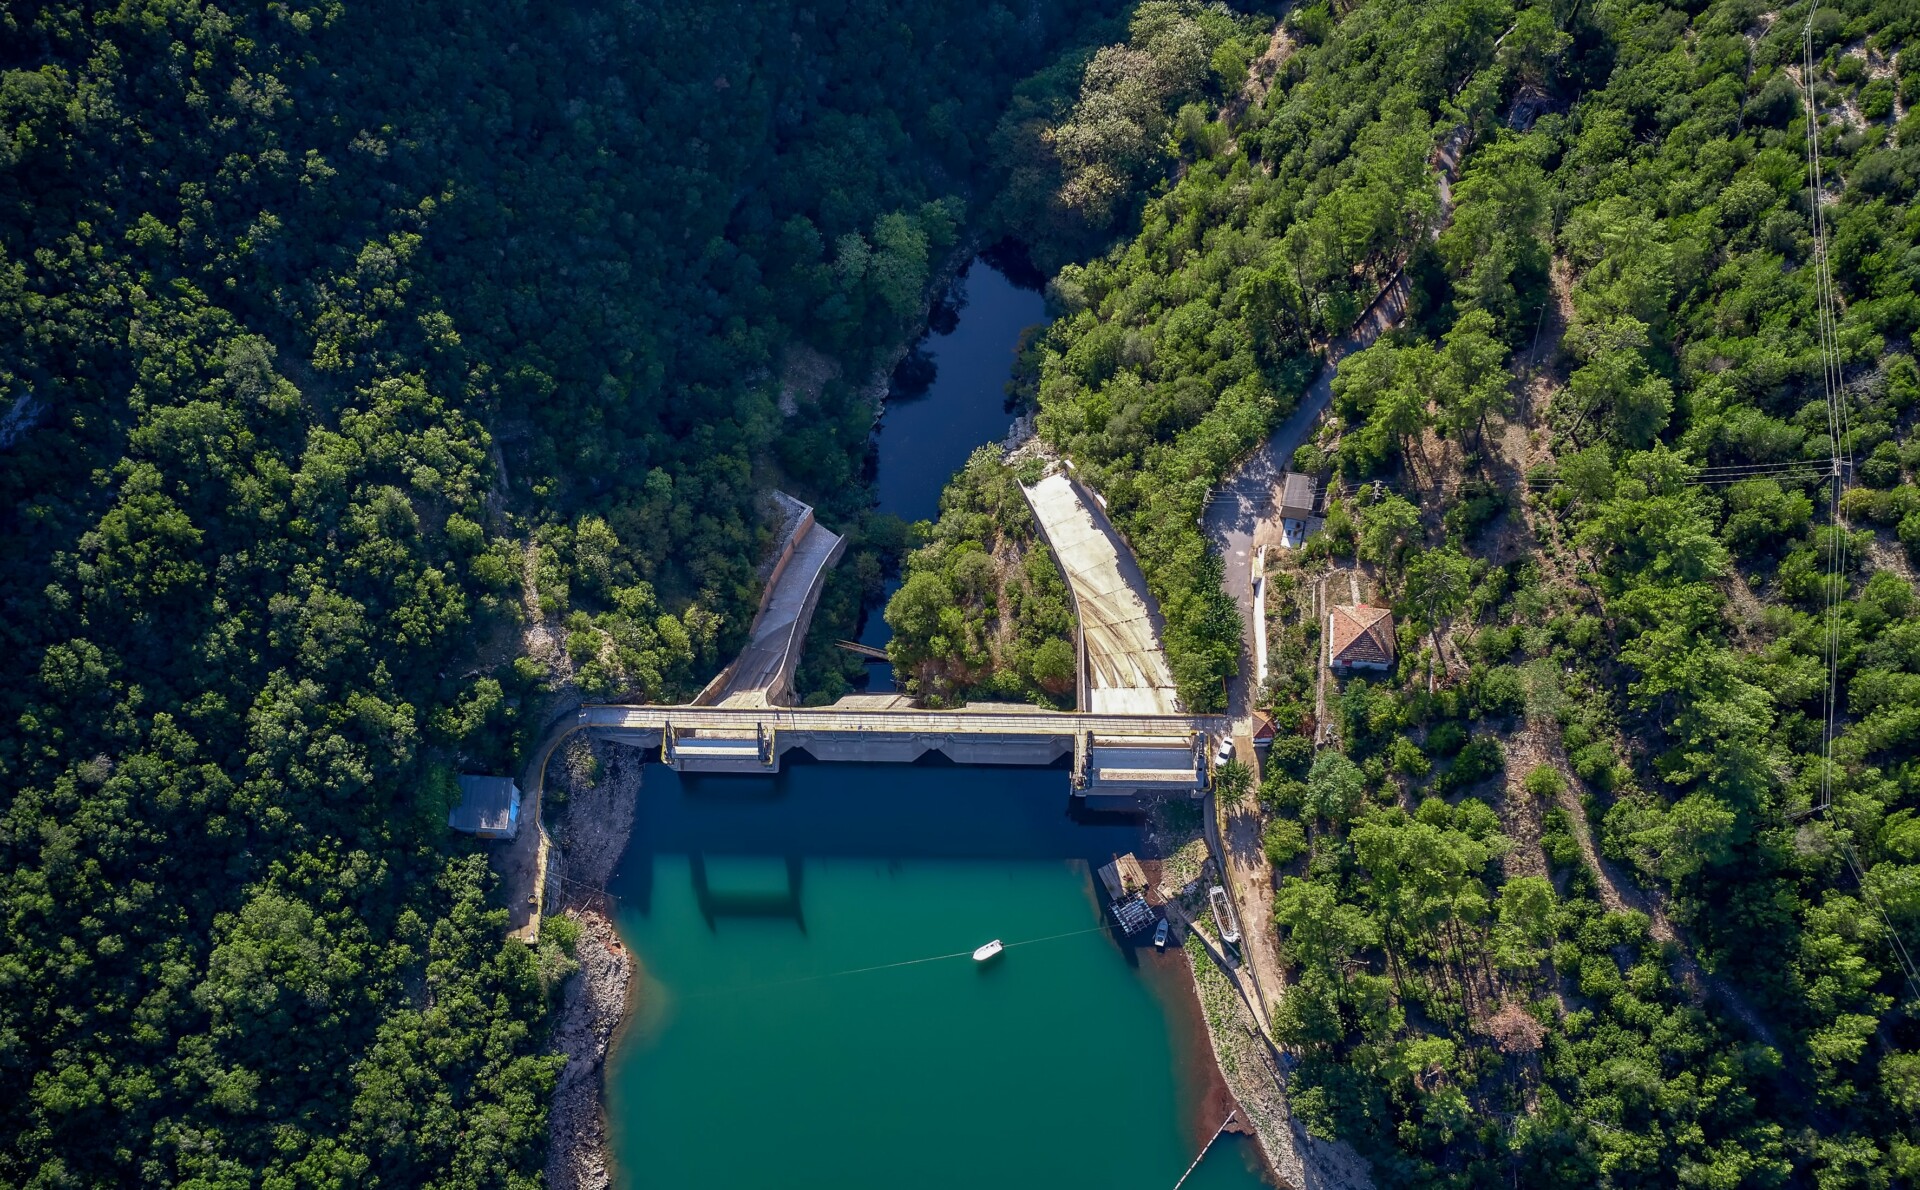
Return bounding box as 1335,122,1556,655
600,257,1271,1189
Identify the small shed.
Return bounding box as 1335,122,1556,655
1279,471,1318,522
1328,603,1396,673
449,775,521,840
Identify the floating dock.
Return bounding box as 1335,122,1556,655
1097,852,1150,901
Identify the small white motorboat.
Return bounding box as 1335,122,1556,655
1153,918,1169,950
973,939,1004,962
1210,885,1241,947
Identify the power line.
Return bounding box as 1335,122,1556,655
1842,841,1920,1000
1800,9,1851,820
1200,458,1837,509
1790,9,1914,998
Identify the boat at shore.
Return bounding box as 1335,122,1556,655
1209,886,1240,947
1153,918,1169,950
973,939,1004,962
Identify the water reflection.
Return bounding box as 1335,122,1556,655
868,256,1046,526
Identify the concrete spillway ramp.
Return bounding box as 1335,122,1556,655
1020,472,1182,716
703,493,845,709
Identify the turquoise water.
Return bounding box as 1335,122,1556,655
600,254,1271,1188
603,763,1272,1189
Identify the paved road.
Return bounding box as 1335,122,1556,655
583,703,1222,737
717,514,844,706
1205,126,1465,719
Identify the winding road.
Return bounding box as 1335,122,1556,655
1201,128,1467,1040
1206,126,1466,721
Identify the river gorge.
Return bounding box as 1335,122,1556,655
595,259,1274,1189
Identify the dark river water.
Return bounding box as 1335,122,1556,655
857,257,1044,689
600,258,1273,1189
872,257,1046,523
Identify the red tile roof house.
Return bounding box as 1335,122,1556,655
1327,603,1396,673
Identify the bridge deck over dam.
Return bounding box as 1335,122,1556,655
581,703,1224,794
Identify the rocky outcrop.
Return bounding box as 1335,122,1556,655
543,736,644,1190
545,910,632,1190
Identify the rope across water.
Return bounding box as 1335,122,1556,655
680,922,1119,1000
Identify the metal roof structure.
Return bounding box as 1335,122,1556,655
449,775,521,839
1279,471,1318,520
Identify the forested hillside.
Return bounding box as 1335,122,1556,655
0,1,1120,1182
881,447,1082,707
949,0,1920,1179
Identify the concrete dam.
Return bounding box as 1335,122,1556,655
578,490,1223,797
580,703,1223,795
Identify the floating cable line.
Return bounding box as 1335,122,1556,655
678,921,1119,1000
1170,1110,1238,1190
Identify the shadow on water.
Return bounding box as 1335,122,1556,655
865,254,1047,525
853,247,1048,689
688,852,807,933
617,758,1137,866
608,759,1160,948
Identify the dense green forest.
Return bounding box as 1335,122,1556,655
881,447,1080,707
10,0,1920,1181
0,0,1123,1182
926,0,1920,1180
888,0,1282,710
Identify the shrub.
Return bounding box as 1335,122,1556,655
1391,736,1432,777
1861,78,1895,121
1215,758,1254,810
1571,741,1618,788
1264,817,1309,866
1425,719,1468,757
1268,733,1313,778
1474,626,1516,663
1542,808,1582,870
1437,736,1504,794
1260,774,1307,812
1473,665,1527,718
541,913,583,954
1524,764,1567,801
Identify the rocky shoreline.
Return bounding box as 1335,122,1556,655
541,737,645,1190
544,909,633,1190
1143,796,1373,1190
529,739,1367,1190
